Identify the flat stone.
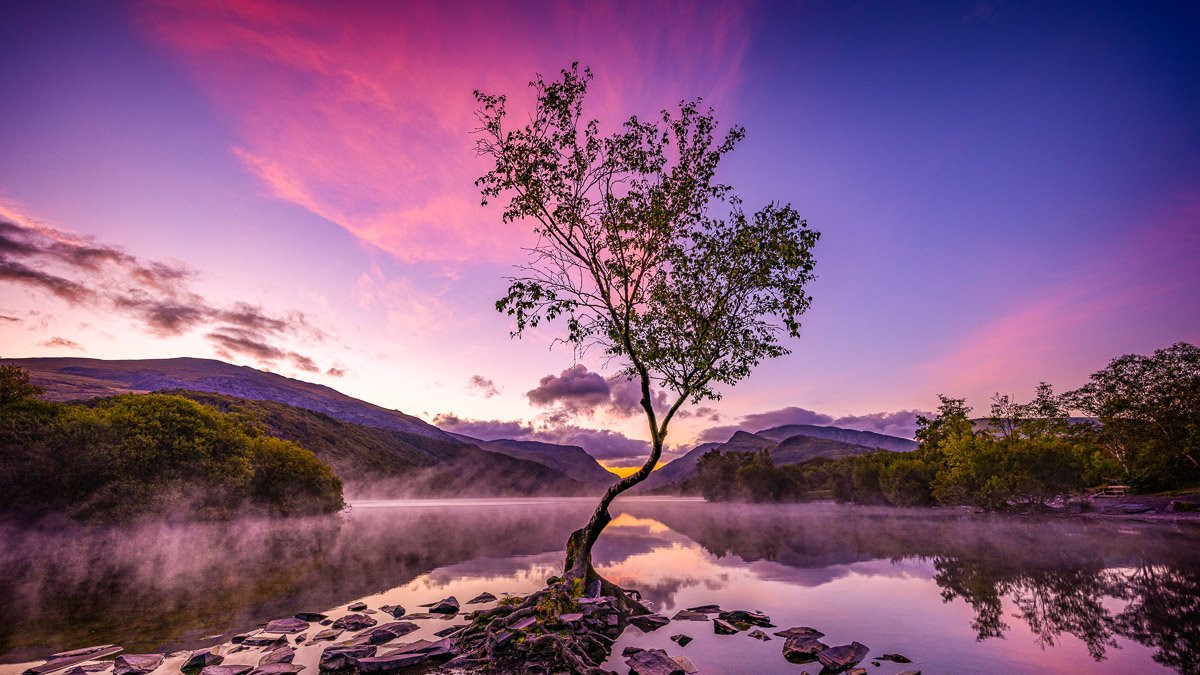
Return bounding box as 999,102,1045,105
748,629,771,641
718,610,773,627
294,613,327,622
353,652,429,673
264,618,309,634
896,671,923,675
355,622,420,646
509,616,536,630
558,612,583,622
432,625,465,638
61,664,110,675
817,642,870,671
51,647,118,660
783,636,828,663
773,626,825,639
394,613,440,620
670,610,710,621
113,654,164,675
183,650,223,671
347,603,367,611
713,619,740,635
671,655,699,674
622,647,644,657
258,647,294,666
331,614,377,631
847,669,868,675
248,665,304,675
465,592,496,604
198,667,252,675
426,597,459,614
670,634,692,647
379,605,406,618
384,640,435,655
625,648,684,675
628,614,670,632
319,645,375,671
686,604,721,614
231,632,258,645
879,653,912,663
311,629,343,642
26,647,124,675
241,635,285,648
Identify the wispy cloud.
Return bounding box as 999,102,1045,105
467,375,500,398
39,337,82,350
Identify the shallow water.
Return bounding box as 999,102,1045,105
2,498,1198,674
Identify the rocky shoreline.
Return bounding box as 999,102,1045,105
18,590,922,675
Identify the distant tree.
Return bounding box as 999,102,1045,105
1068,342,1200,491
473,64,820,599
0,364,42,406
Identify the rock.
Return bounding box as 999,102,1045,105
379,605,406,618
622,647,644,657
241,635,285,648
718,610,773,627
248,665,304,675
394,613,440,620
670,634,692,647
465,592,496,604
817,642,870,671
686,604,721,613
310,629,343,642
347,602,367,612
625,648,685,675
319,620,332,626
510,616,537,631
353,622,420,645
50,647,118,660
353,652,430,673
671,655,699,674
628,614,671,632
558,612,583,622
294,635,305,645
896,671,923,675
670,610,710,621
783,636,828,663
319,645,375,671
331,614,376,631
432,625,464,638
198,667,252,675
183,650,223,671
264,618,309,634
294,613,327,622
748,629,771,641
61,665,110,675
847,669,868,675
258,647,294,666
713,619,740,635
879,653,912,663
26,646,124,675
1169,500,1200,512
586,579,602,597
426,596,459,614
113,654,164,675
774,626,825,640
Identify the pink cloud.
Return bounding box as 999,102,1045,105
135,0,753,263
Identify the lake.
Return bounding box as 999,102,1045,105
2,498,1198,674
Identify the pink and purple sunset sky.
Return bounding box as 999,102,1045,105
1,1,1197,470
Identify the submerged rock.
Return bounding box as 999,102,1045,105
183,650,223,671
294,613,327,622
628,614,671,632
672,655,699,674
717,610,773,627
670,634,692,647
319,645,375,671
113,654,163,675
465,592,496,604
748,629,771,641
816,642,870,671
331,614,377,631
774,626,825,640
783,636,828,663
426,596,460,614
379,605,406,619
310,629,343,643
625,648,685,675
712,619,740,635
26,646,124,675
686,605,721,614
670,610,710,622
879,652,912,663
352,622,419,645
264,618,309,634
258,646,294,666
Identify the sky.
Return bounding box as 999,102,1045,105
1,0,1198,471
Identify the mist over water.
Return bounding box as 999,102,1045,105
2,499,1197,674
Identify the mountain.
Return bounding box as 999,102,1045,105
449,434,618,488
5,357,591,496
639,425,917,493
8,357,450,440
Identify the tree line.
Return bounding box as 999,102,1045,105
0,365,344,522
694,342,1199,509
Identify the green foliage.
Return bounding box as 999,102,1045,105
0,364,43,405
0,372,343,522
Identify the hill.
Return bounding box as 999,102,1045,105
6,357,449,440
640,425,917,493
449,434,617,488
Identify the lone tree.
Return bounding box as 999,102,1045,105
458,64,819,670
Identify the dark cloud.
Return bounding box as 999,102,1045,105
39,337,82,350
698,406,931,443
0,314,19,322
527,365,610,411
326,366,348,377
433,414,534,440
0,218,330,375
468,375,500,398
432,412,651,462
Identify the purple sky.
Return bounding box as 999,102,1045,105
1,1,1197,469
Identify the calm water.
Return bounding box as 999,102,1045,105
2,498,1198,674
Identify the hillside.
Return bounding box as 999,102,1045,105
640,425,916,493
6,357,449,440
449,434,617,488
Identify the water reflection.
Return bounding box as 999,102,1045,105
2,499,1198,674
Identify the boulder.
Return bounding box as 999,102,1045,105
670,610,710,621
628,614,671,632
113,654,164,675
717,610,773,627
331,614,376,631
712,619,740,635
783,636,828,663
817,642,870,671
264,618,309,634
748,629,771,641
465,592,496,604
319,645,375,671
198,667,252,675
774,626,825,640
183,650,223,671
258,647,294,666
426,597,460,614
670,634,692,647
625,649,685,675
